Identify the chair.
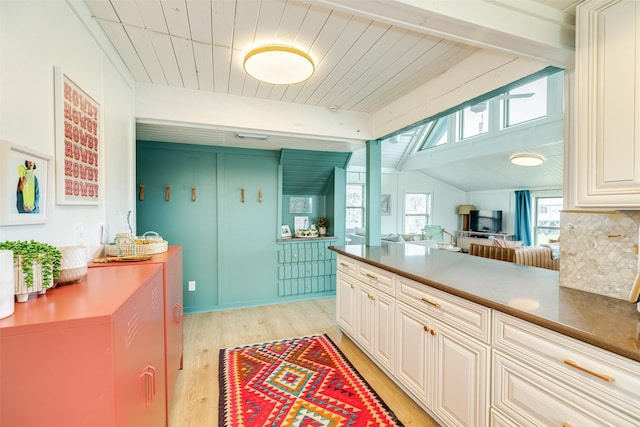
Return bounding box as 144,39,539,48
423,225,453,244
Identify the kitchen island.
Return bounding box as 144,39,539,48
330,243,640,426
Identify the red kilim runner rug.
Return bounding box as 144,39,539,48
219,334,404,426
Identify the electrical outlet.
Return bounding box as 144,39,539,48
75,223,85,245
188,280,196,291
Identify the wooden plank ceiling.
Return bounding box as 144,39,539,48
84,0,582,191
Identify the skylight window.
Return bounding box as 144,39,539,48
461,102,490,139
419,118,449,150
501,78,548,128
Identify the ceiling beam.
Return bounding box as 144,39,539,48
313,0,575,68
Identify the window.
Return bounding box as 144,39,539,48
502,77,548,127
460,102,490,139
414,69,560,152
404,193,430,234
346,184,364,229
419,118,449,150
533,196,562,245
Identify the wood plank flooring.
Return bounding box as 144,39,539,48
168,297,440,426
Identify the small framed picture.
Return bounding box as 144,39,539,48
0,140,51,225
294,216,309,231
281,225,292,239
289,196,313,213
381,194,391,216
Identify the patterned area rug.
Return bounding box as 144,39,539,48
219,334,404,426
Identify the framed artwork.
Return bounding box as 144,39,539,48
381,194,391,215
294,216,309,231
54,67,101,205
280,225,292,239
0,140,51,225
289,196,313,213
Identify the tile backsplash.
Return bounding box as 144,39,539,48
560,210,640,300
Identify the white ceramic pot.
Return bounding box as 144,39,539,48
56,245,88,285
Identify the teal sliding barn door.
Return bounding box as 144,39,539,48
136,144,218,312
217,152,279,308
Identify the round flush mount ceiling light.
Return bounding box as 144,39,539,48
510,153,545,166
243,45,315,85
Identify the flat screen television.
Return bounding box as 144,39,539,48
469,210,502,233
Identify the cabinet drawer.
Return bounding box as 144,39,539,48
396,276,490,343
493,312,640,419
357,262,394,295
336,255,358,277
493,351,637,426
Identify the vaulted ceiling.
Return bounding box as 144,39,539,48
84,0,582,191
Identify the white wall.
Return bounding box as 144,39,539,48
349,170,466,236
0,1,135,258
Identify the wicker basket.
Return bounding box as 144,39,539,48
104,232,168,257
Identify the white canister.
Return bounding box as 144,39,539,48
0,250,15,319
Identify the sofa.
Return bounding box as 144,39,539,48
468,242,560,271
347,227,406,245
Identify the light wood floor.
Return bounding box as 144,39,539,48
168,297,440,426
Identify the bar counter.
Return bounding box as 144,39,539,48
330,243,640,363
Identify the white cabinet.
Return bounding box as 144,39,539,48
335,256,395,372
395,301,433,405
355,282,395,372
575,0,640,207
433,320,489,427
336,272,357,335
336,255,491,426
492,312,640,426
394,301,490,427
492,351,634,426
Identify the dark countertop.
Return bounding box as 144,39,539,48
330,243,640,363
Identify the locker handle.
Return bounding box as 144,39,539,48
173,303,183,324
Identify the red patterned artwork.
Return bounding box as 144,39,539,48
219,334,404,426
54,67,101,205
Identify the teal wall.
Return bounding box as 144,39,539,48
137,141,341,314
281,195,326,232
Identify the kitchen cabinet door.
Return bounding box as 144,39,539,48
575,0,640,207
336,271,357,335
395,301,433,405
432,320,489,427
354,282,395,372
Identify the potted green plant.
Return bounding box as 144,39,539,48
315,217,329,236
0,240,62,302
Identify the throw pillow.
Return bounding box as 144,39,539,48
354,227,366,236
381,233,405,242
492,239,523,248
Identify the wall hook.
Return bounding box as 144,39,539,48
192,186,196,202
241,188,245,203
258,188,263,203
165,185,171,201
139,184,145,201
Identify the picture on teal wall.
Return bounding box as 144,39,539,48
289,196,312,213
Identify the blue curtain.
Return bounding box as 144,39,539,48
514,190,532,246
